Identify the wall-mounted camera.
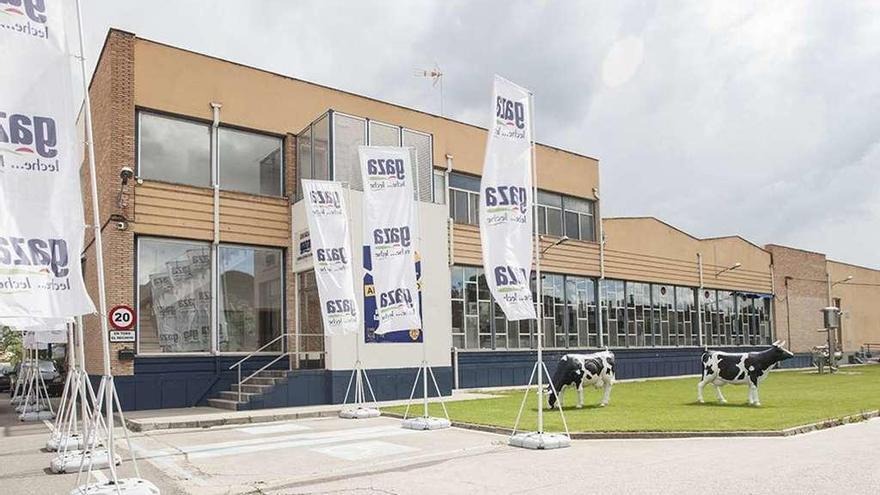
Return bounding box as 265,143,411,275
120,166,134,185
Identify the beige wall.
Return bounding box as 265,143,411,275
603,218,772,293
131,36,599,198
766,245,829,353
828,260,880,351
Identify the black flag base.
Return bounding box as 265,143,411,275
508,360,571,450
401,360,451,430
339,361,381,419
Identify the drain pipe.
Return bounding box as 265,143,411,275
594,187,605,348
697,252,704,347
210,102,222,355
445,154,454,266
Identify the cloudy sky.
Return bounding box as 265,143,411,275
79,0,880,268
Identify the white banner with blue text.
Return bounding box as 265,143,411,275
0,0,95,317
479,75,536,321
302,180,360,335
358,146,422,334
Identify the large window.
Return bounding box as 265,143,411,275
137,238,212,353
137,238,284,354
219,127,282,196
626,282,650,347
296,271,326,369
139,113,211,188
601,279,626,347
296,113,434,201
218,246,283,352
139,111,283,196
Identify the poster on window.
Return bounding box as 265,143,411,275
479,75,536,321
144,249,211,353
358,146,422,334
301,179,359,335
0,0,96,318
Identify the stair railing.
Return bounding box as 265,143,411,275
229,333,293,403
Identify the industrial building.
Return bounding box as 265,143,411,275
78,29,880,411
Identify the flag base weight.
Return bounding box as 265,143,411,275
20,410,55,422
339,406,381,419
47,432,86,451
50,449,121,474
401,416,451,430
508,431,571,450
71,477,160,495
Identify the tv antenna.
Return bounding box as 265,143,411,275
415,64,444,116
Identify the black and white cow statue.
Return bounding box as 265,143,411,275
697,340,794,406
547,350,615,409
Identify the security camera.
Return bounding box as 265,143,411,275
116,221,127,231
120,166,134,185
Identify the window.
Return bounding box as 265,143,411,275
219,127,282,196
137,237,285,355
448,172,481,226
296,271,325,369
333,114,366,191
218,246,283,352
626,282,650,347
296,127,312,200
312,114,331,181
139,112,210,188
700,289,719,346
600,279,626,347
534,191,595,241
369,121,400,146
675,287,696,346
433,170,446,204
137,238,211,353
651,284,674,346
717,291,736,345
403,129,433,202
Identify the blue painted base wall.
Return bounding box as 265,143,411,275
99,349,811,411
454,347,813,389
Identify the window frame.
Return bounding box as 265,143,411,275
134,235,287,357
217,124,285,198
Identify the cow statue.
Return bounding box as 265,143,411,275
547,350,615,409
697,340,794,406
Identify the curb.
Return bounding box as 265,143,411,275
381,409,879,440
125,408,343,433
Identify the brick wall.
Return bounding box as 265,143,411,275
285,133,297,367
767,245,828,353
80,30,137,375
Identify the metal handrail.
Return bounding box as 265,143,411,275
229,333,291,403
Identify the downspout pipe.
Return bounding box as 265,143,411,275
210,103,221,355
697,252,704,347
445,154,454,266
593,187,605,348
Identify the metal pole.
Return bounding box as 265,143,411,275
697,253,704,347
529,91,544,433
74,0,116,471
597,218,605,348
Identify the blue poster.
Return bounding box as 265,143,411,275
363,245,423,343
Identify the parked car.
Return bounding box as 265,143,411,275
0,362,12,393
11,360,65,396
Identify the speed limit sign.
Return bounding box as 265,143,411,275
109,304,136,330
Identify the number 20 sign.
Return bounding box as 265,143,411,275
109,304,136,331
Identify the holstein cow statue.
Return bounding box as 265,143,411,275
697,340,794,406
547,350,615,409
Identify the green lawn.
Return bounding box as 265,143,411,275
387,364,880,432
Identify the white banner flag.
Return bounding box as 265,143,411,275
359,146,421,334
0,1,95,317
479,76,536,321
302,180,360,335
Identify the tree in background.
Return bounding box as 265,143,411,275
0,327,23,366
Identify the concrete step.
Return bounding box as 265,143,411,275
207,398,244,411
231,384,273,394
247,377,284,386
254,370,288,378
217,391,259,402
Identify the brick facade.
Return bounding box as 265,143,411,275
766,245,829,353
80,30,137,375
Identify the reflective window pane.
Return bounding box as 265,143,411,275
218,246,283,352
219,127,282,196
312,115,330,181
403,129,433,201
139,113,210,187
564,211,580,239
433,170,446,204
333,114,366,191
546,207,563,236
369,121,400,146
296,128,312,200
137,239,211,353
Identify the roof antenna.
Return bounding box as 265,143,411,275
415,64,444,117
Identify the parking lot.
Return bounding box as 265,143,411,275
2,395,879,494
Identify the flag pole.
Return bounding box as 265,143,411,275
73,1,158,493
529,91,544,434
